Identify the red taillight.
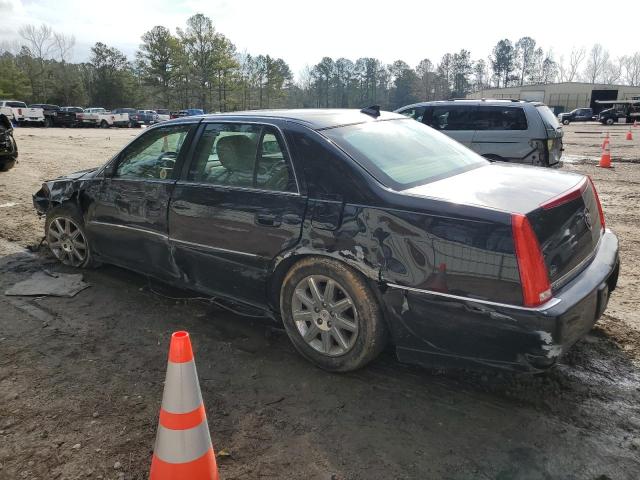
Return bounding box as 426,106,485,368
587,176,606,230
540,178,587,210
512,213,552,307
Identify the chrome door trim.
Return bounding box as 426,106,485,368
169,237,260,258
385,282,562,312
87,221,168,239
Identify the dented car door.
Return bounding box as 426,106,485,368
168,122,306,307
85,124,195,278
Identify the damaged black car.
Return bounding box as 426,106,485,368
0,113,18,172
33,109,620,372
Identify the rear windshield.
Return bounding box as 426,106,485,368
6,101,27,108
536,105,560,129
323,118,487,190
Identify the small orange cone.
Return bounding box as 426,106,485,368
601,132,610,149
626,128,633,141
149,332,219,480
598,140,612,168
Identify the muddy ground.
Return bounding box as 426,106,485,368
0,123,639,479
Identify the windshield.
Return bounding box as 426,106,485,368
6,101,27,108
322,118,487,190
536,105,560,129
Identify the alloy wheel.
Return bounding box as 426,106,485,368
291,275,359,357
47,217,88,267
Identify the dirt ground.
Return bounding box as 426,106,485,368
0,123,639,479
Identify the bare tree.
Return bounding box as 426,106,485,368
566,47,586,82
584,44,609,83
622,53,640,86
18,24,55,60
602,58,623,85
53,33,75,63
18,24,56,100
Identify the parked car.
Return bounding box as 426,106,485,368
30,104,79,128
59,107,85,127
156,109,171,122
395,99,563,167
557,108,594,125
178,108,205,117
170,111,181,119
137,109,159,125
0,113,18,171
597,100,640,125
33,109,619,373
0,100,27,124
112,108,143,128
0,100,45,126
78,108,130,128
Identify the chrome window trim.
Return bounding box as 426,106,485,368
198,119,301,194
174,180,301,197
385,282,562,312
169,238,259,258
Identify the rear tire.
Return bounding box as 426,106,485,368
45,204,95,268
0,159,16,172
100,120,108,129
280,257,387,372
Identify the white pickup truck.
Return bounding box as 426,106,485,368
76,108,130,128
0,100,45,126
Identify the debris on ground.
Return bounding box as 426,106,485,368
4,270,90,297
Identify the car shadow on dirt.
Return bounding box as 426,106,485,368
1,249,639,480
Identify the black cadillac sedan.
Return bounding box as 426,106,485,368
33,109,620,372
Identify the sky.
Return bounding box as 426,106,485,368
1,0,639,79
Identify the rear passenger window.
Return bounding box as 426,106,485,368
399,106,426,122
475,107,528,131
188,123,296,192
428,106,475,131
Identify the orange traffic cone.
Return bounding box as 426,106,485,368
149,331,219,480
601,132,610,149
626,128,633,141
598,140,612,168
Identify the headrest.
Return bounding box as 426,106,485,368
217,135,255,172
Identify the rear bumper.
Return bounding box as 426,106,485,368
383,229,620,371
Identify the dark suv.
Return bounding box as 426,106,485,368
0,113,18,171
557,108,593,125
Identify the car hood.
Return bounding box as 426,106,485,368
52,167,100,182
401,163,584,215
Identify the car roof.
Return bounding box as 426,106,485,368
165,108,405,130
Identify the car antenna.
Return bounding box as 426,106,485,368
360,105,381,118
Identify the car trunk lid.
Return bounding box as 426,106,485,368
402,163,604,298
528,177,603,288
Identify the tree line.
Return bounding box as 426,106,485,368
1,14,639,112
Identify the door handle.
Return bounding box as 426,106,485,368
256,214,281,227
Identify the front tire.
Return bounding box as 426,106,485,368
605,118,615,126
280,257,387,372
45,205,93,268
562,119,570,125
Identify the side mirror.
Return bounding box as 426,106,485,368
102,163,116,177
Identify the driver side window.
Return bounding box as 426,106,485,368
115,124,192,180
